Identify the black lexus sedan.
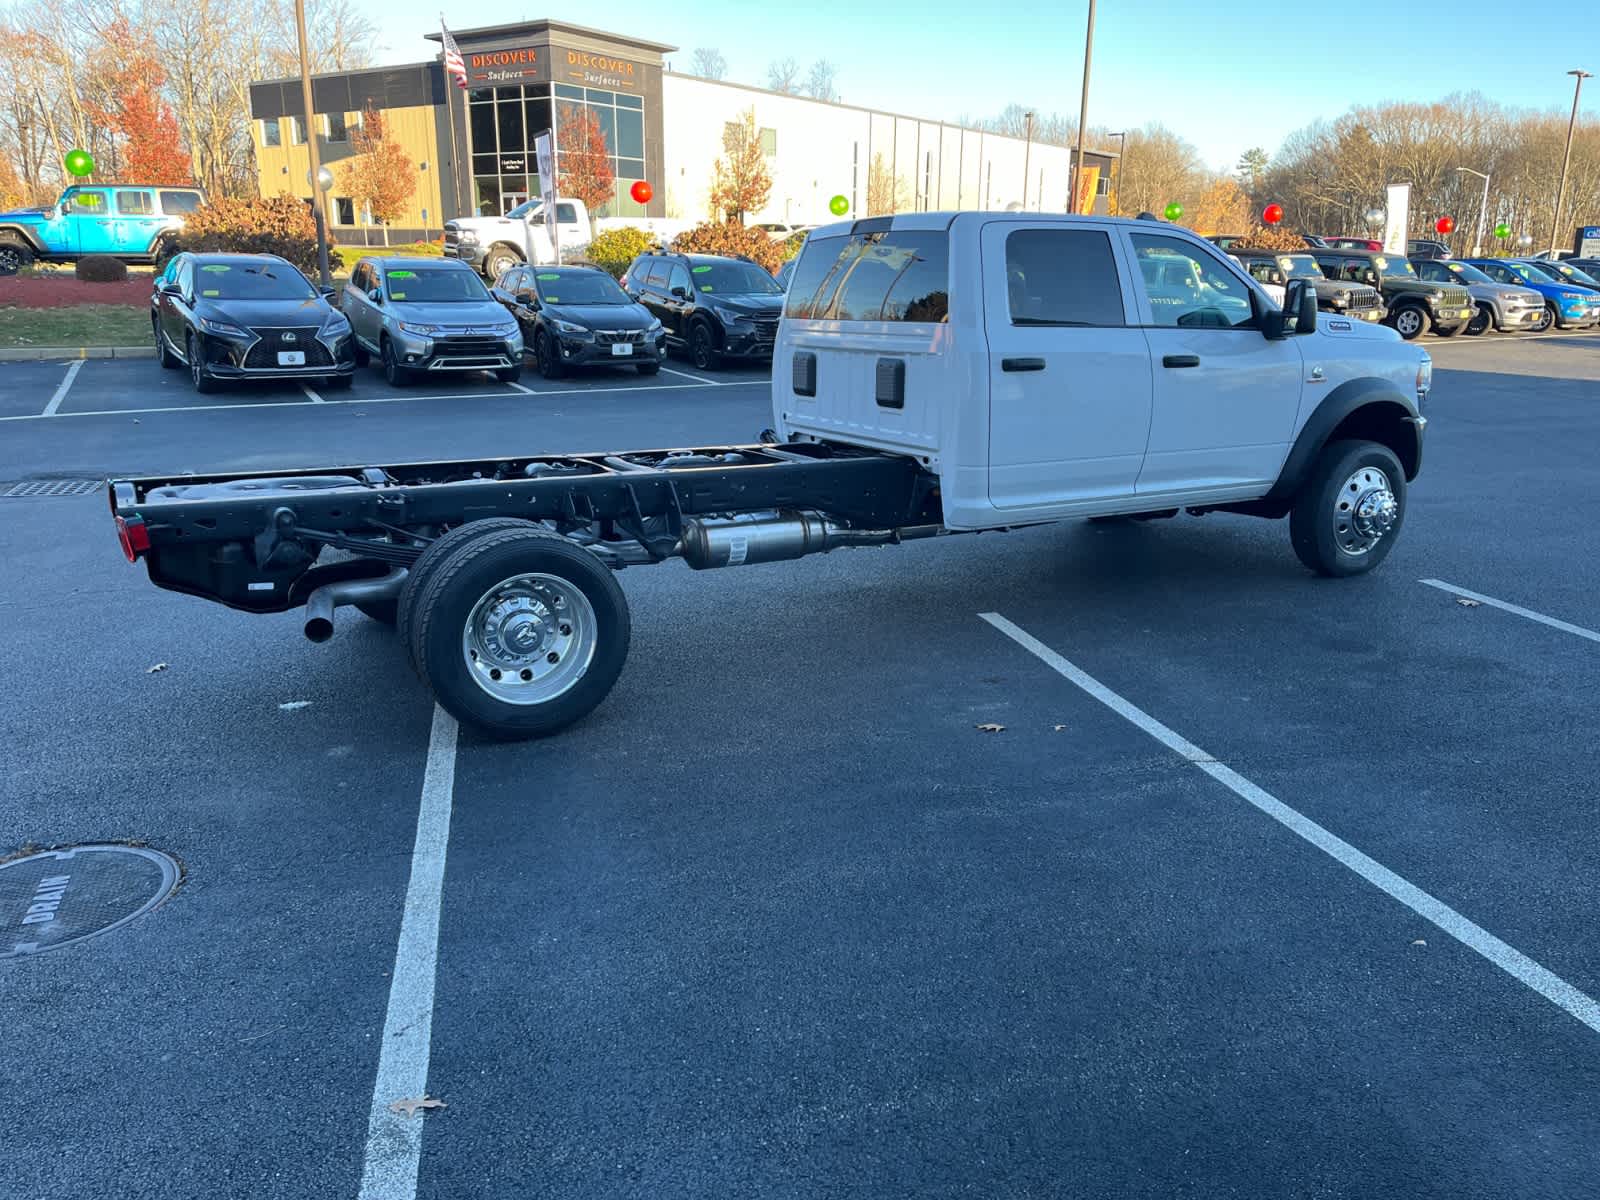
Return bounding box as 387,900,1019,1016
153,253,357,393
490,264,663,379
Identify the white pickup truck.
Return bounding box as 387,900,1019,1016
443,199,591,278
110,212,1429,739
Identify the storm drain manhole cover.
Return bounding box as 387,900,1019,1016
2,479,102,498
1,845,180,959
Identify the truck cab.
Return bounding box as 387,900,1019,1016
0,183,205,273
443,198,590,279
775,212,1427,545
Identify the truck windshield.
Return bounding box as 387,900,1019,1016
1537,261,1600,287
1374,256,1415,278
194,262,315,300
689,261,783,295
385,268,491,303
1277,255,1323,278
1441,261,1493,284
534,271,629,305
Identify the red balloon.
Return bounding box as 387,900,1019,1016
630,180,653,205
1435,216,1455,235
1262,203,1284,225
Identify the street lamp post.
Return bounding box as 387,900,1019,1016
1021,111,1035,211
294,0,332,287
1548,69,1593,256
1107,131,1126,214
1455,166,1490,256
1071,0,1097,214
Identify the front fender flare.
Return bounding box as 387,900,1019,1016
1258,377,1422,511
0,224,48,254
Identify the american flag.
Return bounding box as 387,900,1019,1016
440,19,468,89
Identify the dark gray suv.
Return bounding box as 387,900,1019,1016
621,252,784,370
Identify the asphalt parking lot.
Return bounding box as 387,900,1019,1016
4,332,1600,1199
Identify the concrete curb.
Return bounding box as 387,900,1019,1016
0,345,155,362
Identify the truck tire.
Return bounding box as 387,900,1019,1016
1466,303,1492,336
1532,303,1556,333
397,518,538,669
537,330,564,379
0,238,32,275
1289,439,1406,578
381,337,413,387
1389,305,1426,340
409,527,630,740
187,332,219,393
485,245,523,280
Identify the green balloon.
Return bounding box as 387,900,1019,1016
1164,202,1183,221
1494,223,1512,240
64,148,94,177
829,194,849,217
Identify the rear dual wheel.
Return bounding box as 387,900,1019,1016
406,527,630,739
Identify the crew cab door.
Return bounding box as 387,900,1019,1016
1122,231,1302,496
343,262,381,348
553,202,587,249
60,187,113,254
983,221,1153,514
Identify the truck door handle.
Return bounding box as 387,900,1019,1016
1001,357,1046,372
1162,354,1201,368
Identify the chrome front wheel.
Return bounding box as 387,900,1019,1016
1290,440,1407,578
1331,465,1398,558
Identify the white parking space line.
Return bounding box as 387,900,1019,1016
979,611,1600,1037
356,706,458,1200
41,360,84,417
659,365,718,385
503,380,534,394
301,384,325,404
1420,579,1600,645
0,378,769,423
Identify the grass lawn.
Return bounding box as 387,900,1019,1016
0,304,151,348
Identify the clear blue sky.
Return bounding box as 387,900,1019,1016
379,1,1598,169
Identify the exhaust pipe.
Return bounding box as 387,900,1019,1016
678,511,938,570
303,567,408,642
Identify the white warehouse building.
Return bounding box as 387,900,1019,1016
250,19,1117,245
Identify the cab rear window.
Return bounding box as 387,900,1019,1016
785,231,949,323
159,190,203,214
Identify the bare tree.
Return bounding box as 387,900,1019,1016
689,47,726,80
804,60,838,103
766,57,801,95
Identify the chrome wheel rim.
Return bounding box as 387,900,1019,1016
1395,310,1422,337
188,337,202,385
1333,465,1397,557
461,572,596,705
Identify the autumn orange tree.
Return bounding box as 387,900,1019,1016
1183,178,1252,236
341,104,416,245
708,108,771,223
90,17,192,184
556,104,614,237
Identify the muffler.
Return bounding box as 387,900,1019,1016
677,511,936,570
303,567,408,642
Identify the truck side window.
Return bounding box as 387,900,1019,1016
158,190,203,215
644,260,668,290
783,235,850,319
64,189,108,214
556,203,577,223
668,264,691,295
815,232,950,323
117,191,154,216
350,264,369,292
1130,234,1253,328
1005,228,1124,326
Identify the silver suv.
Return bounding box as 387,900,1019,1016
341,257,524,386
1411,258,1542,335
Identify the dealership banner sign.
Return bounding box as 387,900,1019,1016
1383,184,1410,255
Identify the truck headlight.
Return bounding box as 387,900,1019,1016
552,318,589,336
199,316,249,337
1427,289,1443,302
398,321,440,335
456,231,478,245
646,318,663,335
712,305,751,324
1416,354,1432,403
1334,290,1350,306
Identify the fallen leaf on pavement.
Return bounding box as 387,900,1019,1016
146,662,168,673
278,700,313,711
1411,939,1427,947
1053,725,1068,732
388,1096,447,1118
1455,598,1482,608
975,723,1005,733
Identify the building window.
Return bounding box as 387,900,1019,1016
1096,173,1111,196
761,127,777,157
334,197,355,225
262,118,281,148
326,112,348,143
290,116,306,145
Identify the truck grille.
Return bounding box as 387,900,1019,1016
752,317,779,343
243,328,332,368
595,330,645,346
1346,291,1380,311
1439,288,1472,308
431,336,507,361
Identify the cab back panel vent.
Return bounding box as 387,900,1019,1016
875,358,905,410
3,479,102,498
792,351,817,397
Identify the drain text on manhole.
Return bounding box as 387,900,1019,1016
2,845,180,959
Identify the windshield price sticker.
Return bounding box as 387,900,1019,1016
200,264,229,273
389,270,417,278
692,265,712,273
537,273,560,281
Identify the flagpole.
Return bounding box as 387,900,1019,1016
440,16,463,221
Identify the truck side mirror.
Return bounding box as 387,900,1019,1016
160,281,182,296
318,284,336,297
368,287,383,303
1285,278,1317,334
671,286,690,300
515,291,535,307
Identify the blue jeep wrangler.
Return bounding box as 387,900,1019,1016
0,183,207,274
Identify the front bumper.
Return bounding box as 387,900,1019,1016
197,327,356,375
1327,303,1386,322
1499,304,1544,328
553,333,667,366
390,326,524,370
1426,303,1475,331
719,323,778,359
1555,303,1600,329
442,240,483,266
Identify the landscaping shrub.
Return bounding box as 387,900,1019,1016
586,226,654,279
672,220,783,275
1232,225,1307,253
780,230,808,261
163,195,340,275
75,254,129,283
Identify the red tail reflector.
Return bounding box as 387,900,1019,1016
115,515,150,562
